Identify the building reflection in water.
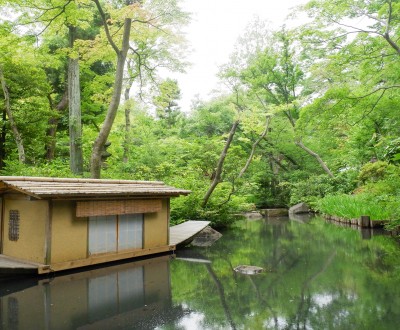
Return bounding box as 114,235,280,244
0,255,182,330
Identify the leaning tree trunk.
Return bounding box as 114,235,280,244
202,120,240,208
283,108,333,178
295,139,334,177
68,26,83,175
0,67,25,163
90,5,132,178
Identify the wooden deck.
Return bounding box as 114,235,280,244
0,255,43,275
169,220,210,247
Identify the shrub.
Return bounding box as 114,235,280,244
289,172,357,209
358,161,398,184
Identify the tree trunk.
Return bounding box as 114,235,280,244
46,91,68,160
295,139,334,177
238,116,271,178
202,120,240,208
123,60,134,163
68,26,83,174
0,107,6,169
90,14,132,178
0,67,25,163
205,264,237,330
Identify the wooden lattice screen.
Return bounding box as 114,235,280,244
76,199,162,217
8,210,20,241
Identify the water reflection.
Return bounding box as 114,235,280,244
0,255,182,330
1,216,400,330
169,216,400,330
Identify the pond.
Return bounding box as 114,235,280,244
1,215,400,329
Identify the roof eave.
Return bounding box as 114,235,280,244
36,191,192,200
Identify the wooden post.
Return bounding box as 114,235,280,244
45,200,53,265
360,228,372,239
358,216,370,228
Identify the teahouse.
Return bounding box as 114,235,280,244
0,176,190,274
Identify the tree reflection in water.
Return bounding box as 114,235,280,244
1,216,400,329
170,216,400,330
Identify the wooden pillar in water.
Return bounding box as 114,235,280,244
358,215,370,228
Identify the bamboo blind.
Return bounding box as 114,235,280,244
76,199,162,217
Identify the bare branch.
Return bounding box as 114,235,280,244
347,85,400,99
93,0,120,54
350,90,386,126
295,138,334,177
328,17,382,37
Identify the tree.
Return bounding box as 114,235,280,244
90,0,189,178
0,24,51,165
300,0,400,56
0,67,25,164
240,29,334,177
153,78,181,128
295,0,400,168
68,25,83,174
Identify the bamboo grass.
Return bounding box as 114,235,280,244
316,194,395,221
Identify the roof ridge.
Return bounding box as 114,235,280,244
0,176,165,185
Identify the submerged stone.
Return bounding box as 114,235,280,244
234,265,264,275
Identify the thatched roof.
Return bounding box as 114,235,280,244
0,176,191,200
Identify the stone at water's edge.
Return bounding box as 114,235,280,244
242,211,263,219
289,202,310,214
260,208,288,217
191,226,222,247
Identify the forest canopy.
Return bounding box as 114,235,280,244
1,0,400,228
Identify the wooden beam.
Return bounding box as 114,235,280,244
39,245,175,274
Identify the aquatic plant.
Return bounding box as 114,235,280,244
316,194,398,221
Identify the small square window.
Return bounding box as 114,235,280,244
9,210,20,241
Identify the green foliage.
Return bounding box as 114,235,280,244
0,159,73,177
358,161,398,184
290,175,335,207
316,194,398,221
317,161,400,226
289,172,357,208
153,78,181,127
383,137,400,163
2,0,400,229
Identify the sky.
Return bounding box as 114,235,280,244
173,0,308,111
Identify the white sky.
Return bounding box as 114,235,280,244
174,0,308,111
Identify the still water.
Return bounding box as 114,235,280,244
1,216,400,330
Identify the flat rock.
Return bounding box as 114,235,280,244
289,202,310,214
191,226,222,247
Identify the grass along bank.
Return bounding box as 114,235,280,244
316,194,400,230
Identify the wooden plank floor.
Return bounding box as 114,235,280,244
0,254,42,275
170,220,210,247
